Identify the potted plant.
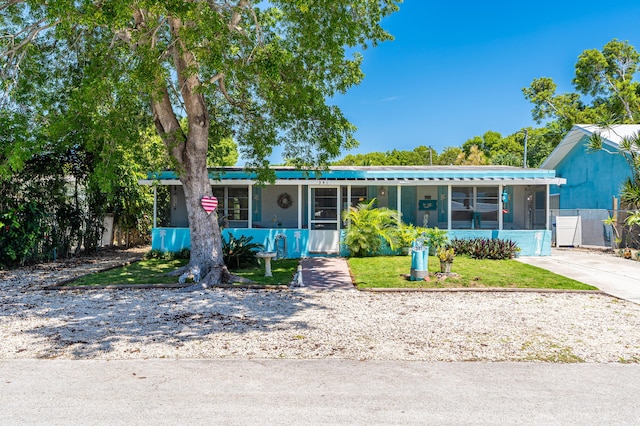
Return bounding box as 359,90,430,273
437,247,455,273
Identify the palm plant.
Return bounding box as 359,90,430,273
341,198,400,257
589,129,640,209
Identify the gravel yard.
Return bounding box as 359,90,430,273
1,248,639,362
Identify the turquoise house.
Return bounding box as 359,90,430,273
541,124,639,210
139,166,566,256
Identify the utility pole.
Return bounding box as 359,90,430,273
523,129,528,168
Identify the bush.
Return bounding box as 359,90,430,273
341,198,400,257
145,248,191,260
448,238,519,260
222,234,264,269
423,227,449,255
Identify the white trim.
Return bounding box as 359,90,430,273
297,184,303,229
498,184,503,231
248,184,253,229
396,185,402,222
153,186,157,228
139,178,567,186
447,185,452,230
546,184,550,230
346,185,352,227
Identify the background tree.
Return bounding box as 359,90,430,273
573,39,640,123
522,38,640,164
435,147,462,165
2,1,399,284
454,145,488,165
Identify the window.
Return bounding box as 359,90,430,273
451,186,498,229
311,187,338,230
341,186,368,209
476,187,498,222
211,186,249,226
228,187,249,221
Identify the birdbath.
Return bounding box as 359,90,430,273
255,251,277,277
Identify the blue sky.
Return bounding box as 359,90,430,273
327,0,640,158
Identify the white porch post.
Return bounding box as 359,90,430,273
396,185,402,223
447,185,452,230
307,185,312,230
297,185,303,229
248,184,253,229
498,184,503,231
346,185,351,227
153,185,157,228
546,184,550,230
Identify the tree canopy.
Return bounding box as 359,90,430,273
1,0,400,282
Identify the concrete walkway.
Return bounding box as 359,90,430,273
517,248,640,304
298,257,355,290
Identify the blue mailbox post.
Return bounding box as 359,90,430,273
410,236,429,281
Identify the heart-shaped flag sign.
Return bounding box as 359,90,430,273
201,196,218,215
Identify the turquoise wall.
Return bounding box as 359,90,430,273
153,228,551,256
152,228,310,258
448,230,552,256
553,137,631,209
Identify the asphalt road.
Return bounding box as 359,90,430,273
2,359,640,425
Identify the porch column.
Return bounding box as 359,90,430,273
153,185,157,228
498,184,503,231
447,185,452,230
546,184,550,230
307,185,312,230
297,184,303,229
346,185,351,227
396,185,402,223
248,184,253,229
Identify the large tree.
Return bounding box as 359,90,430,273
1,1,399,284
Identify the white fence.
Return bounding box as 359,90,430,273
550,209,639,249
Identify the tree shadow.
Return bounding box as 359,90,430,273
1,269,330,359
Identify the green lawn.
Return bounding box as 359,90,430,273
348,255,597,290
64,258,299,287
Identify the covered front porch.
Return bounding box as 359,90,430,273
141,166,565,256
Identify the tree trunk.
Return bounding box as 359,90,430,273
148,16,236,286
178,134,232,285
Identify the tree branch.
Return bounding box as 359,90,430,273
229,0,250,32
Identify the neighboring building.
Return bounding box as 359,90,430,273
139,166,566,256
541,124,640,210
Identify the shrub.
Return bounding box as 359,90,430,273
398,223,428,250
449,238,519,260
423,227,449,255
222,234,264,269
145,248,191,260
341,198,400,257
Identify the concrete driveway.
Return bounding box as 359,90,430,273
517,248,640,304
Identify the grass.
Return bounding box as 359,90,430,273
348,255,598,290
64,258,299,287
228,258,299,286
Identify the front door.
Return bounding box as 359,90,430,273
308,186,340,254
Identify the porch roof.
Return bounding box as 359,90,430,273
139,165,566,186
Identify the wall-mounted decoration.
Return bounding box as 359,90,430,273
201,196,218,215
277,192,293,209
419,199,438,211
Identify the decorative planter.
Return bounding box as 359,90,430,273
440,261,452,273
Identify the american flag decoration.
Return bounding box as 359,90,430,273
200,196,218,215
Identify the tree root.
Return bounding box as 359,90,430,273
168,262,254,288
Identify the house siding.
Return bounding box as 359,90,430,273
553,137,631,209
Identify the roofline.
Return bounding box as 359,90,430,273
139,166,565,186
541,124,639,169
